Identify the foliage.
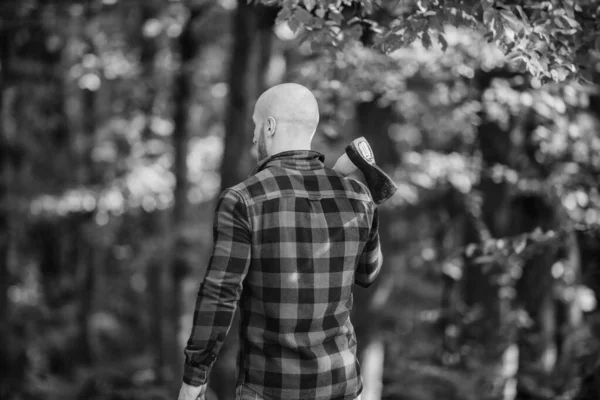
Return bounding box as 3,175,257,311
290,25,598,227
258,0,600,83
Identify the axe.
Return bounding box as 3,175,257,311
332,137,398,205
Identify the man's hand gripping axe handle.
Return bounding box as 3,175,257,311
332,137,398,205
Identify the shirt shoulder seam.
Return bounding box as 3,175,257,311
225,186,253,233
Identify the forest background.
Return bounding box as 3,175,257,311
2,1,600,400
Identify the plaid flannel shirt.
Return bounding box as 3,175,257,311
183,150,382,400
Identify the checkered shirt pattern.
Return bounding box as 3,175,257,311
183,150,382,400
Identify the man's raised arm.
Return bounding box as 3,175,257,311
355,208,382,288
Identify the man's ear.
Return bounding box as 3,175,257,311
267,117,276,137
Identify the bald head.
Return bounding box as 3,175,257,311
252,83,320,161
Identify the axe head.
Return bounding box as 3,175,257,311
344,137,398,205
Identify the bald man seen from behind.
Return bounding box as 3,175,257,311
178,83,382,400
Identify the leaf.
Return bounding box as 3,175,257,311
577,285,597,312
315,6,326,19
312,17,324,29
506,51,523,63
404,28,419,46
329,10,344,25
500,10,520,26
481,0,494,10
559,28,578,36
429,15,445,33
295,8,313,25
348,24,363,41
505,39,516,53
561,15,580,29
515,5,529,24
483,238,497,254
557,16,571,30
499,10,522,40
417,0,430,12
438,32,448,52
288,17,301,32
277,6,293,24
499,286,517,299
531,227,544,239
303,0,316,12
550,67,569,82
492,15,505,41
466,243,478,257
347,16,361,25
473,255,496,264
422,30,432,49
309,34,321,52
296,29,311,45
483,9,494,25
362,0,374,14
443,261,463,281
457,9,478,25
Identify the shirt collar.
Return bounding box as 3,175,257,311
251,150,325,175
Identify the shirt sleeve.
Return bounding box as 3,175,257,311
355,207,382,288
182,188,252,389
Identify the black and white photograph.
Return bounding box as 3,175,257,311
1,1,600,400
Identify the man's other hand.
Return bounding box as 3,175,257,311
332,153,368,186
177,382,206,400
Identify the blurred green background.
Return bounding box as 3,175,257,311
1,1,600,400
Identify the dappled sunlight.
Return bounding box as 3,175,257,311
313,241,332,259
30,123,225,219
187,134,224,204
288,272,299,283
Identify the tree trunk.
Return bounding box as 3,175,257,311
220,2,276,190
13,1,69,308
135,0,168,382
0,18,22,399
167,7,195,387
140,209,170,382
76,225,94,365
511,196,558,373
73,1,99,363
0,17,13,332
463,75,521,400
148,252,166,377
352,101,400,400
168,2,215,388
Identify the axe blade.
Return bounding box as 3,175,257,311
345,137,398,205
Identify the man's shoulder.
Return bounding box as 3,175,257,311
221,169,276,204
322,166,375,204
224,167,375,205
